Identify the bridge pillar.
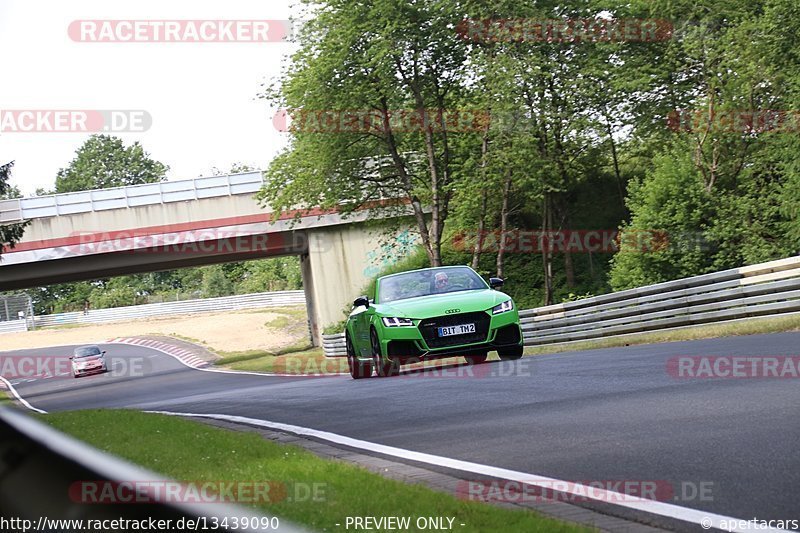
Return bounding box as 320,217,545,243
299,252,321,347
303,222,417,342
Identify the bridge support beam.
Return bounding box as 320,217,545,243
303,222,416,342
299,253,320,347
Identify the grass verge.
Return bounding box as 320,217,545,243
522,314,800,357
218,345,332,373
38,410,586,533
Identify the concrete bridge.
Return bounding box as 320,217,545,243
0,172,416,344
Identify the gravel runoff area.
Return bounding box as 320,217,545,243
0,307,310,355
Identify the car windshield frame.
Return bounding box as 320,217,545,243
376,266,489,304
73,346,102,358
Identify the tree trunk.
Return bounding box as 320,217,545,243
541,193,553,306
379,96,436,265
496,176,512,278
563,243,575,288
604,112,626,212
471,119,492,270
559,200,576,288
411,95,447,267
472,189,488,270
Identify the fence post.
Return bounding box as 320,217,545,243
28,297,35,330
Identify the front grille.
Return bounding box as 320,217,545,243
418,311,490,348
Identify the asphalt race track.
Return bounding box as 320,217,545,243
3,332,800,531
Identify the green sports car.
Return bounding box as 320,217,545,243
344,265,524,379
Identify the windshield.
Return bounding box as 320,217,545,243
377,267,488,303
74,346,102,358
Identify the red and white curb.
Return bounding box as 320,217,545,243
104,337,345,377
107,337,210,369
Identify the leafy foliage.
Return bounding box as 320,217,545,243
55,135,168,192
0,161,29,255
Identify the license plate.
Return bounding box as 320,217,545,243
437,323,475,337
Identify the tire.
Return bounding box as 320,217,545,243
497,345,524,360
464,352,488,365
371,328,399,377
72,373,79,379
346,332,372,379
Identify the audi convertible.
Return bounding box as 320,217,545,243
345,265,524,378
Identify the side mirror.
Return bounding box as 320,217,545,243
68,356,73,360
101,351,106,355
353,295,370,308
489,277,504,289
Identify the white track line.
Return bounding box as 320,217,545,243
148,411,789,533
0,375,46,413
1,340,345,415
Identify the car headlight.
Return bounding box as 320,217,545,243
492,300,514,314
381,317,414,327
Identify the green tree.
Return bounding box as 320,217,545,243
88,277,137,309
210,163,257,176
607,0,800,289
24,139,169,310
609,148,713,290
259,0,474,266
55,135,168,193
201,265,234,298
238,257,302,293
0,161,29,255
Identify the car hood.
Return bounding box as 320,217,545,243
376,289,511,318
74,356,103,364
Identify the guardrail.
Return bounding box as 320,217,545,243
29,291,305,329
0,319,27,334
322,333,347,357
0,171,264,223
322,256,800,357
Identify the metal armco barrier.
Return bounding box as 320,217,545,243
27,291,305,330
322,256,800,357
0,319,28,334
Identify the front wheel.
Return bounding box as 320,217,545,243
346,332,373,379
497,345,524,360
371,328,399,377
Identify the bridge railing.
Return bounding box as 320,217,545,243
0,171,265,223
322,255,800,357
